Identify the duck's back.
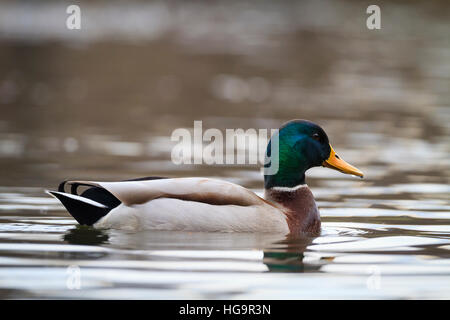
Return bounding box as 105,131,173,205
50,177,290,234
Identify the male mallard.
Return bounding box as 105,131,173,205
48,120,363,236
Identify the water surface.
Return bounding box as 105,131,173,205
0,0,449,299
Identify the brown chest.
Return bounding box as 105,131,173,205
265,185,321,236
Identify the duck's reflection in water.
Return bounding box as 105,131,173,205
263,235,320,273
62,227,321,273
63,225,110,246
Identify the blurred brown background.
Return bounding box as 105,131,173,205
0,0,448,188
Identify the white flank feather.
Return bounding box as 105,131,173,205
94,198,289,234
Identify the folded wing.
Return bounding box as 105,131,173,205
61,177,269,207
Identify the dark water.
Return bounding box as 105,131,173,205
0,0,449,299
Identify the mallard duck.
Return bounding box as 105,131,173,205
48,120,363,236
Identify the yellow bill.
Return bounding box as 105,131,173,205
322,145,364,178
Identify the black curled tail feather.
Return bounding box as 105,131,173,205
52,176,167,226
47,191,112,226
53,180,122,225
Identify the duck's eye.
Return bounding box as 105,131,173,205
312,133,320,141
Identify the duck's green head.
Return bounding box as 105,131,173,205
264,119,363,189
